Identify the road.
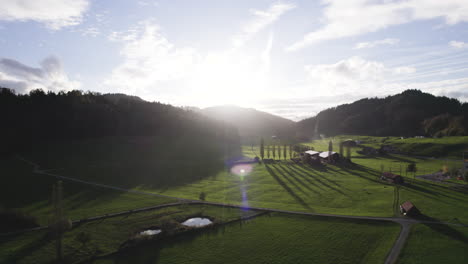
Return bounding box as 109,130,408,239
13,156,468,264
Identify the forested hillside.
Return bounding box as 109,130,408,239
297,90,468,139
202,105,295,142
0,87,240,157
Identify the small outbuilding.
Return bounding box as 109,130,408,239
381,172,404,184
319,151,340,161
400,201,418,216
304,150,320,157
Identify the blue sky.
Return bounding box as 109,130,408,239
1,0,468,120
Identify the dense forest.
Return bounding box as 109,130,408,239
0,87,240,157
297,90,468,139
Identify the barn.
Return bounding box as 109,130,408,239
319,151,340,161
400,201,418,216
304,150,320,157
381,172,404,184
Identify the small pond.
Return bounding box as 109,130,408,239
181,217,213,227
139,229,162,236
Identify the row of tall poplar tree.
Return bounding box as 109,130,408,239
259,138,295,160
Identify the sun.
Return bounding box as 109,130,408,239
189,50,268,107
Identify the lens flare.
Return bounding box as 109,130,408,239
230,164,253,176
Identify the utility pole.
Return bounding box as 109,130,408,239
52,181,64,262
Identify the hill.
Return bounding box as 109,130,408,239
201,105,295,142
297,90,468,139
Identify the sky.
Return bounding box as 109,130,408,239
1,0,468,121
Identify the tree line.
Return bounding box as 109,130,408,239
297,89,468,139
0,87,240,157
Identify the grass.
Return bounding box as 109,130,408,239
0,156,176,226
97,213,400,264
398,224,468,264
0,204,257,264
303,137,468,222
56,153,396,217
307,135,468,159
398,181,468,223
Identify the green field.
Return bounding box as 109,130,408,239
96,213,400,264
0,204,257,264
2,135,468,263
305,135,468,159
398,224,468,264
0,156,176,226
51,152,396,217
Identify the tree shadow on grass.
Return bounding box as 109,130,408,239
269,164,309,197
335,164,385,185
415,214,468,244
297,164,343,187
383,154,417,164
274,163,323,196
287,164,349,197
401,182,467,203
264,165,314,212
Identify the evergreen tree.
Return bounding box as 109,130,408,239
273,145,276,159
283,144,287,160
339,142,344,156
267,145,271,158
346,145,351,161
260,138,265,160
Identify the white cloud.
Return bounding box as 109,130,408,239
0,56,80,93
105,21,198,95
392,66,417,74
0,0,89,30
288,0,468,51
304,56,417,96
354,38,399,49
79,26,100,37
232,2,295,47
449,40,468,49
305,56,386,95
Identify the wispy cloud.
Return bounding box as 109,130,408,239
449,40,468,49
287,0,468,51
0,56,80,93
304,56,418,96
105,21,198,96
78,26,100,37
354,38,399,49
0,0,89,30
232,2,295,47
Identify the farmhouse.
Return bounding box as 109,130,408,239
400,201,418,216
304,150,320,157
381,172,404,184
319,151,340,161
301,150,321,164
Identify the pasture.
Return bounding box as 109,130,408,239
0,204,257,264
95,213,400,264
398,223,468,264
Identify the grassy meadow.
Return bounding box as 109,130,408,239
38,143,396,217
0,156,176,226
0,204,258,264
398,223,468,264
95,213,400,264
